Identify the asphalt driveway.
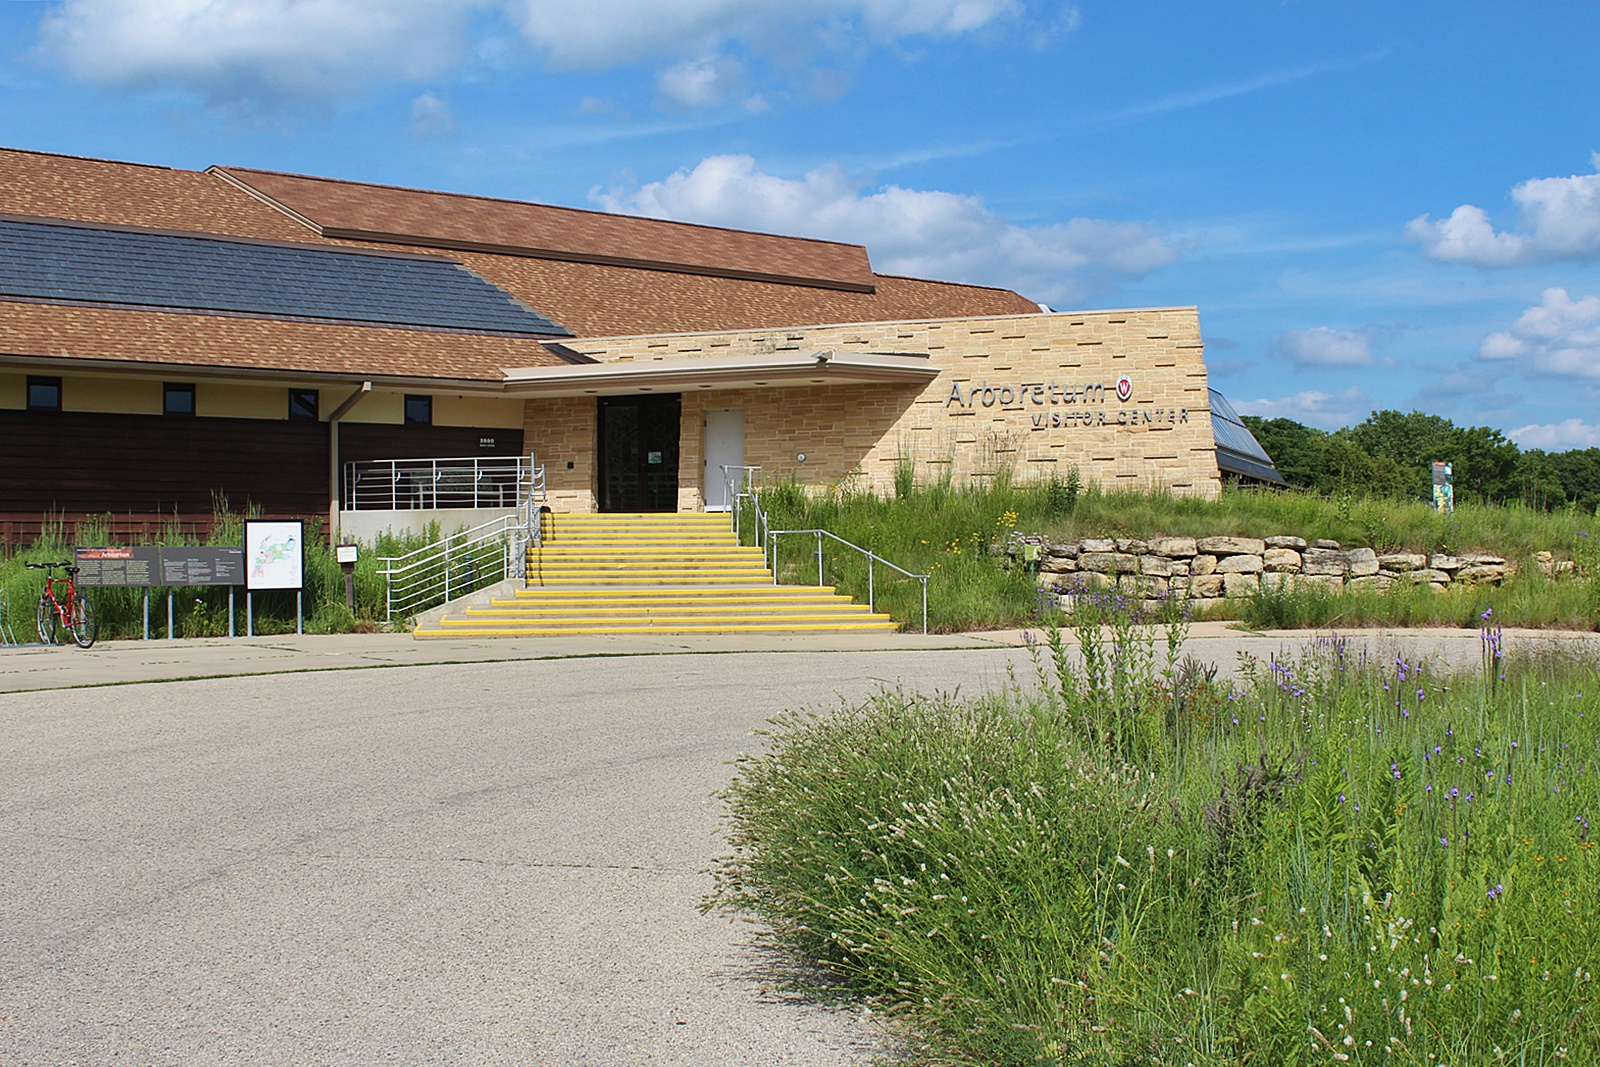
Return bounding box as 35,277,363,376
3,626,1597,1064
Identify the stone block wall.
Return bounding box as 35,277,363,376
1026,534,1525,614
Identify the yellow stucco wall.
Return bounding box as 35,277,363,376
527,309,1220,511
0,371,23,409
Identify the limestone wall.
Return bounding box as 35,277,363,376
530,308,1222,511
1022,534,1533,614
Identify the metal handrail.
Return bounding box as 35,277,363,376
376,454,546,621
343,454,537,511
768,527,930,635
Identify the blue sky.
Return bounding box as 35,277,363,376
3,0,1599,447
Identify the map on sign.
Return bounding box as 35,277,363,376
244,521,304,591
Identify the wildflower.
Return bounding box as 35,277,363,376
1417,688,1426,701
1481,607,1493,620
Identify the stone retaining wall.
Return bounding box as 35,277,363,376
1016,534,1561,614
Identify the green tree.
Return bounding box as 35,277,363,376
1239,416,1326,489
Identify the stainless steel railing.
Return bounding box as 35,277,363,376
343,455,536,511
723,468,929,634
376,454,546,621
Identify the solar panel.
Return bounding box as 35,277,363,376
1209,388,1286,484
0,217,571,337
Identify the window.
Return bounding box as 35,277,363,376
26,376,61,412
288,388,319,421
163,382,195,417
404,394,432,426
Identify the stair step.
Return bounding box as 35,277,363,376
423,512,890,638
415,620,899,637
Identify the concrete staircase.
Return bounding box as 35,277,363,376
413,512,897,637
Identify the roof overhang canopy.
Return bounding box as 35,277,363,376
500,349,938,397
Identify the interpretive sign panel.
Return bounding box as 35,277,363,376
74,546,162,587
161,547,244,587
245,520,304,591
74,546,246,587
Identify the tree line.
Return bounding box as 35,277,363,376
1240,410,1600,512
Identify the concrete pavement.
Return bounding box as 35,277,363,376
2,623,1598,1065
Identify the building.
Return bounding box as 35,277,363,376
0,147,1274,549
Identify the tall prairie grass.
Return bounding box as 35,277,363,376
712,615,1600,1064
743,473,1600,632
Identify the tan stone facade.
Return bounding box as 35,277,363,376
520,307,1221,511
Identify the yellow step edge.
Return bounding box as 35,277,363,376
416,623,900,637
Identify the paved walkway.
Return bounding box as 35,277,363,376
2,624,1597,1065
3,620,1598,694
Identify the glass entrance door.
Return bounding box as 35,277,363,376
598,394,681,512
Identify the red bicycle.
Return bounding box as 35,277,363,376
28,561,98,648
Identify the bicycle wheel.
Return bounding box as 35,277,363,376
36,593,59,645
71,596,98,649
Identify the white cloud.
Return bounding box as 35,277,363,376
1407,153,1600,267
407,92,456,138
34,0,1041,114
37,0,483,111
592,154,1176,304
656,54,748,110
1269,326,1373,367
1231,387,1370,431
504,0,1027,69
1475,288,1600,379
1509,419,1600,450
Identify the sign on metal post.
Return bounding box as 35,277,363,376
1432,461,1454,513
245,520,306,636
244,521,305,591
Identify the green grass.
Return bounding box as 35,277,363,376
0,513,437,640
741,473,1600,633
710,617,1600,1065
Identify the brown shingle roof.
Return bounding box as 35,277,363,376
213,166,878,292
0,148,318,242
0,299,567,384
317,240,1037,337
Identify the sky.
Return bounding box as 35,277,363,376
2,0,1598,448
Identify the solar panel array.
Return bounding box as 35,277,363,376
0,217,570,337
1209,388,1286,484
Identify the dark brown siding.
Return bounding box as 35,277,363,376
0,409,326,548
0,411,526,551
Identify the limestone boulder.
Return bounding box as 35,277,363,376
1149,536,1198,558
1169,559,1191,577
1139,555,1175,577
1263,548,1302,573
1302,547,1349,577
1297,574,1345,592
1378,552,1427,572
1045,541,1079,559
1079,538,1116,553
1430,554,1464,572
1197,536,1266,556
1455,564,1507,585
1116,538,1149,554
1222,572,1260,597
1216,554,1264,574
1310,539,1342,550
1264,535,1308,550
1187,574,1224,598
1350,574,1394,591
1039,556,1076,574
1119,574,1169,597
1077,552,1138,575
1346,547,1380,577
1190,554,1218,576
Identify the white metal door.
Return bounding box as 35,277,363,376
703,408,745,511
